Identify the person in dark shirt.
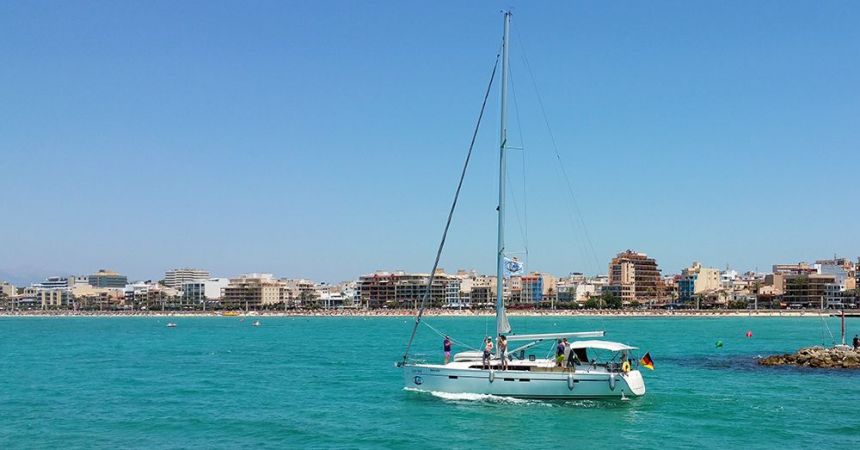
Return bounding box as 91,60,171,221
853,334,859,350
443,336,452,364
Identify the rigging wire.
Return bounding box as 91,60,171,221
421,321,480,352
514,28,602,276
819,313,836,346
400,53,501,365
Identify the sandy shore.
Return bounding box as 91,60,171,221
0,309,844,318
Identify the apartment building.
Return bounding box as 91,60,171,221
607,250,662,304
181,278,230,304
164,268,210,288
88,269,128,288
678,262,721,302
357,270,461,308
222,274,282,309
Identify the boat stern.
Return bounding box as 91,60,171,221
622,370,647,397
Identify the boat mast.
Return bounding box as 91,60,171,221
841,308,846,346
495,11,511,338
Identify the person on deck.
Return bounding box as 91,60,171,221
567,348,578,371
562,338,571,368
483,337,494,370
853,334,860,350
556,339,565,367
443,336,452,364
498,335,508,371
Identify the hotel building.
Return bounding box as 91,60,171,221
222,274,283,309
607,250,662,304
165,268,211,288
357,270,461,308
88,269,128,288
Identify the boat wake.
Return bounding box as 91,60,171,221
404,387,544,405
403,388,632,408
429,391,533,404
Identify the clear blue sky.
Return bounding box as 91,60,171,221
1,1,858,284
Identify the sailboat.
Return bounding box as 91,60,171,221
397,12,646,399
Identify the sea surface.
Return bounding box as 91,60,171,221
1,315,859,449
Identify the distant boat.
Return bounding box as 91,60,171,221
252,320,261,327
166,322,177,328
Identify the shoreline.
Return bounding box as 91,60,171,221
0,309,845,318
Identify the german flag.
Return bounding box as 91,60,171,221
640,352,654,370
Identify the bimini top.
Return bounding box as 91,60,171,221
569,340,637,352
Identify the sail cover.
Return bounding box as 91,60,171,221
498,309,512,334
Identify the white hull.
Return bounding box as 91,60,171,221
402,362,646,399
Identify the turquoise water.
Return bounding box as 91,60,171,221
1,316,859,449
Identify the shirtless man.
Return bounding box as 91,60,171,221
483,337,494,370
498,335,508,371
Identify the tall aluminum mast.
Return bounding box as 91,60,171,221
495,11,512,338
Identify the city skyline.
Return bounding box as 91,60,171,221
4,253,857,312
2,252,858,287
2,2,858,283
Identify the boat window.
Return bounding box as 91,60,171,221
518,379,530,382
448,375,458,379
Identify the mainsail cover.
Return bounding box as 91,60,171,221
497,308,511,334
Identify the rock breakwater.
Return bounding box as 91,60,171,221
759,346,860,369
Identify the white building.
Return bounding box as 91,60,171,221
34,276,88,289
818,260,856,308
164,268,211,288
317,291,347,308
556,274,608,305
720,269,738,288
342,282,360,308
181,278,230,304
312,281,361,309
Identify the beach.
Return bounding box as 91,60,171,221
0,308,840,318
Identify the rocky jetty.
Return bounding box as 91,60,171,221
759,346,860,369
